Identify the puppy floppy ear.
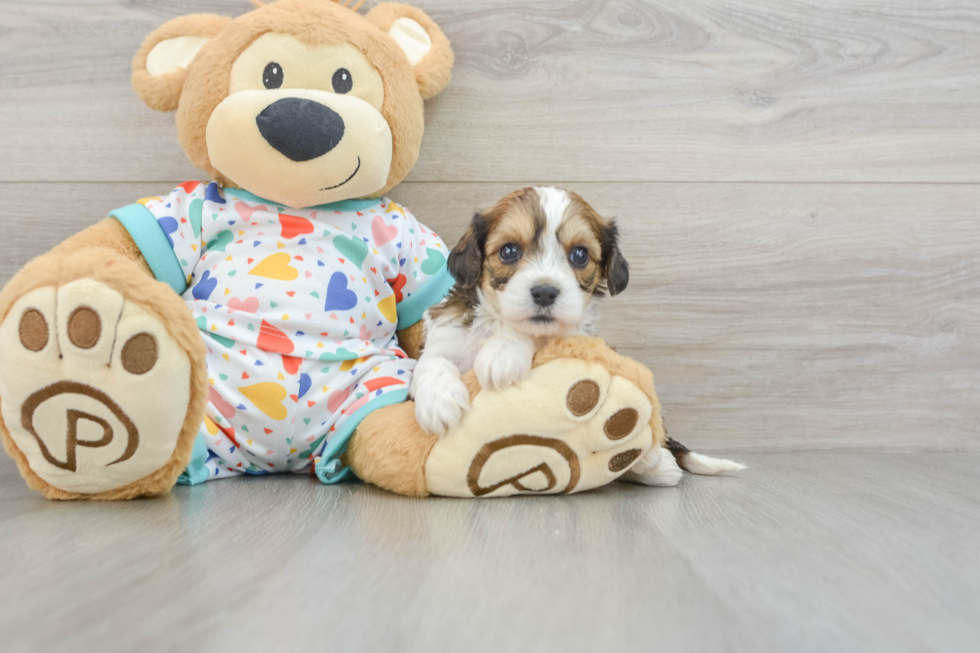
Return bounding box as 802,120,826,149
132,14,232,112
366,3,454,100
448,213,488,288
601,221,630,296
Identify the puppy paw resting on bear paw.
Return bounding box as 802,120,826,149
411,357,471,436
474,337,534,390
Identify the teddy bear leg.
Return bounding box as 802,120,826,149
348,337,665,498
0,246,208,500
346,400,441,497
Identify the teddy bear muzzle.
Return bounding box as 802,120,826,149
206,88,393,209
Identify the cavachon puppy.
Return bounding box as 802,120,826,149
410,186,745,482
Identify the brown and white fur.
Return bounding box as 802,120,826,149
410,187,744,484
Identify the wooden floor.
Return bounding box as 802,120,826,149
1,452,978,653
0,1,978,651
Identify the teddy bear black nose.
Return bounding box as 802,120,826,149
256,98,345,162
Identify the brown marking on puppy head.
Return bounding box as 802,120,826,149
446,188,552,322
447,212,490,290
480,188,548,295
131,0,454,208
439,204,503,324
428,282,478,328
555,191,605,293
481,187,547,255
447,188,542,289
559,190,629,297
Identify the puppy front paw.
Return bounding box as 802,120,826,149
411,357,471,436
474,337,534,390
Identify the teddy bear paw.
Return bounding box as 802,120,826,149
0,280,192,495
424,358,655,497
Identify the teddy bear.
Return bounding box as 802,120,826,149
0,0,682,501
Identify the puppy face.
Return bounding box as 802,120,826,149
448,187,629,337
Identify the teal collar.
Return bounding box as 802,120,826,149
223,187,382,212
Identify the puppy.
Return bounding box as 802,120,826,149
410,186,746,485
411,186,627,436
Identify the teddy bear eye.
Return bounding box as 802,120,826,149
332,68,353,94
263,62,283,89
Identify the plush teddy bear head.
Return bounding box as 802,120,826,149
132,0,453,209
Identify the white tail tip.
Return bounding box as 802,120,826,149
621,448,683,487
681,451,747,476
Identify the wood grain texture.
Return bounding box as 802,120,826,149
1,452,978,653
0,0,978,183
394,182,980,453
2,181,977,452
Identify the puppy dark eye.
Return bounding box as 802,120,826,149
332,68,353,94
569,246,590,268
499,243,522,264
263,62,283,89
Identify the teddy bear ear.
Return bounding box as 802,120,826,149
132,14,232,112
366,3,455,100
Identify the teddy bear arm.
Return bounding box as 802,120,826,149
49,218,155,277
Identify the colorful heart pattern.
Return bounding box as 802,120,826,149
227,296,259,313
239,382,288,420
279,213,314,239
249,253,299,280
137,184,442,481
377,295,397,323
372,214,398,245
324,272,358,311
235,201,269,222
332,234,368,269
257,319,294,354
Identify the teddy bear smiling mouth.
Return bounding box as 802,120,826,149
320,156,361,191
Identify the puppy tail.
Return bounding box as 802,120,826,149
666,437,746,476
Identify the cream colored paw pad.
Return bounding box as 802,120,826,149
0,281,191,494
425,359,654,498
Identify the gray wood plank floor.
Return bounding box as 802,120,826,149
1,452,978,653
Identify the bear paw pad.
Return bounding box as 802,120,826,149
425,358,654,498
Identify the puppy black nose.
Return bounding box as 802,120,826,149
256,98,345,162
531,285,560,308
